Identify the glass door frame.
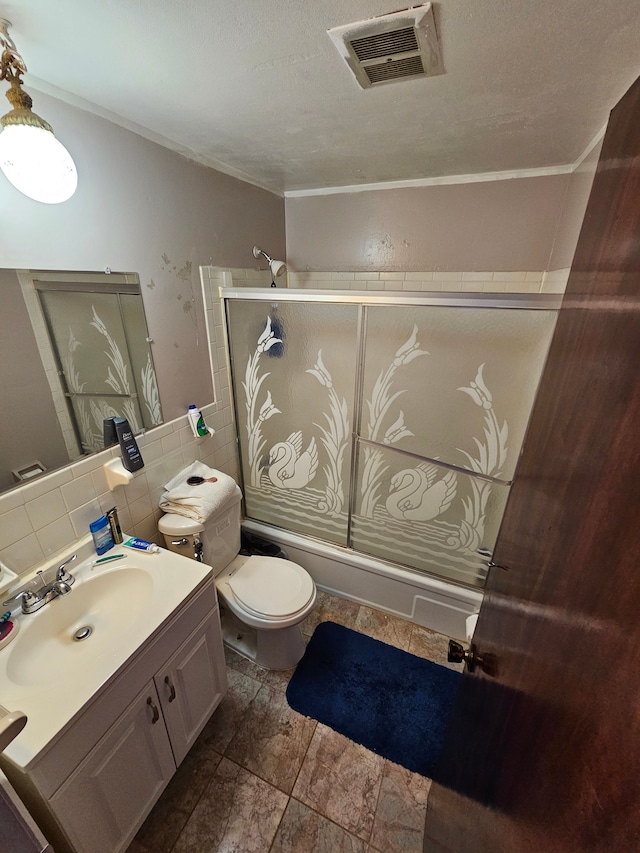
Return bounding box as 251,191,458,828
221,287,562,584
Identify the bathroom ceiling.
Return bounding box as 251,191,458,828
4,0,640,195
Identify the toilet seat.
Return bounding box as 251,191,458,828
226,556,315,619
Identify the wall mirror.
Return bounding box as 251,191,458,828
0,268,162,494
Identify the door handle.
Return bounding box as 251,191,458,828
448,639,498,677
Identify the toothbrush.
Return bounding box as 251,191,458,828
91,553,125,566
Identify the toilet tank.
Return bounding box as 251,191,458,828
200,486,243,574
159,485,242,575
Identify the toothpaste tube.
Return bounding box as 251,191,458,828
122,536,161,554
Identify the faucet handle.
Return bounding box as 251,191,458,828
57,554,77,582
58,554,77,574
3,589,37,608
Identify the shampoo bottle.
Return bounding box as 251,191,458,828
113,417,145,472
187,404,209,437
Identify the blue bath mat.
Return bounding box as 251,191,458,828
286,621,461,777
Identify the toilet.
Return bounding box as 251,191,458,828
158,486,316,669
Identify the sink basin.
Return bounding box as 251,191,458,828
5,567,153,687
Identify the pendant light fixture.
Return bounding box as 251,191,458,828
0,18,77,204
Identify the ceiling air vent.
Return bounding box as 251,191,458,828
328,4,442,90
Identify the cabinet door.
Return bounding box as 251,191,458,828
155,609,228,765
50,682,175,853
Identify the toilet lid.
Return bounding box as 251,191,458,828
227,556,314,618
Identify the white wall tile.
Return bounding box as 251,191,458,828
36,516,77,558
0,506,33,549
405,272,433,281
123,472,150,504
128,494,154,527
0,489,25,515
62,475,97,512
69,499,104,537
20,468,73,502
161,431,182,455
26,491,68,529
492,271,528,282
0,534,45,574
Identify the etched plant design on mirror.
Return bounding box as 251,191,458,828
62,306,161,452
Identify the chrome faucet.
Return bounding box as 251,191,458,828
3,554,77,614
52,566,73,596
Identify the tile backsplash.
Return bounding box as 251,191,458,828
0,405,239,582
219,267,570,294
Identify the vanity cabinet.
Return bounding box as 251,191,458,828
155,612,226,765
50,681,175,853
2,579,228,853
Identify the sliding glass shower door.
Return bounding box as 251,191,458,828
227,300,359,546
226,293,558,589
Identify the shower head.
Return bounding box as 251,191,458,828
252,245,287,285
270,259,287,278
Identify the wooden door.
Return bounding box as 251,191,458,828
424,74,640,853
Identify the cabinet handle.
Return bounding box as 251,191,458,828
164,675,176,703
146,696,160,723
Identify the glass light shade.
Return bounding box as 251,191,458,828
0,123,77,203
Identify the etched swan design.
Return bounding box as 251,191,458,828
386,463,457,521
268,431,318,490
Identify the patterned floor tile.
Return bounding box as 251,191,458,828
271,798,366,852
354,605,413,650
172,757,288,853
131,751,222,852
370,761,432,853
292,723,384,842
301,589,361,636
408,624,463,671
223,640,299,692
225,683,316,794
191,668,262,757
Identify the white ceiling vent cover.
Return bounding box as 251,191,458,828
328,4,442,89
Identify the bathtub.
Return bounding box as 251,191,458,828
242,519,482,640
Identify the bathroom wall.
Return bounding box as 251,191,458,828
0,89,286,421
547,138,603,271
284,173,572,273
0,87,280,582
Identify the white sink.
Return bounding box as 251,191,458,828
0,534,212,768
6,567,153,687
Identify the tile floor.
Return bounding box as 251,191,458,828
126,591,463,853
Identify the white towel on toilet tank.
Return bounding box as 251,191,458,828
159,462,238,524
